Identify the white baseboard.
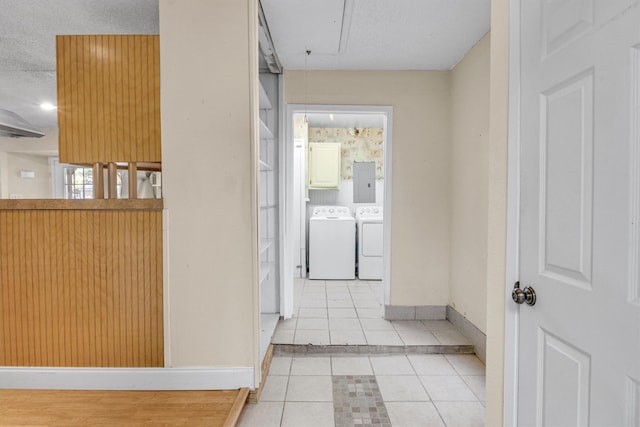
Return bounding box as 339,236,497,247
0,367,254,390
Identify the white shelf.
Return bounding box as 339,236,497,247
260,204,277,210
259,83,273,110
260,119,274,140
260,238,274,254
259,160,272,171
260,262,273,283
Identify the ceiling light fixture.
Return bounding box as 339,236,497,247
40,102,57,111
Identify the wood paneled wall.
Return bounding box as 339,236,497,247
0,209,163,367
56,35,161,164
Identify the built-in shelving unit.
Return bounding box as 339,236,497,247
259,160,272,171
259,118,274,140
258,73,279,365
259,83,272,110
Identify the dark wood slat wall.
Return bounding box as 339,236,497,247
0,210,163,367
56,35,161,164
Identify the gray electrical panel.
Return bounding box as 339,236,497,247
353,162,376,203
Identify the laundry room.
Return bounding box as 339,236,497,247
291,111,387,281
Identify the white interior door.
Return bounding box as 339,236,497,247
517,1,640,426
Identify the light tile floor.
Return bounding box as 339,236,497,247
238,354,486,427
273,279,471,346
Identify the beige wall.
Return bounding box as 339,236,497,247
449,34,490,333
285,71,452,306
160,0,257,368
157,1,508,414
5,153,51,198
284,45,506,424
0,129,58,199
486,0,510,424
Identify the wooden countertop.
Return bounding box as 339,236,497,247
0,199,163,210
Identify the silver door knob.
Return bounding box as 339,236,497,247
512,281,536,306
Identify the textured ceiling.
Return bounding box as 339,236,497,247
0,0,490,131
0,0,158,129
261,0,490,71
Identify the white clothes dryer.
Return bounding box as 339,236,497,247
356,207,383,280
308,206,356,280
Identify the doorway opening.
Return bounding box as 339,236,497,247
276,104,393,344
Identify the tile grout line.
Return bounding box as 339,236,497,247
351,279,371,346
459,373,486,404
278,361,292,427
432,399,449,427
410,355,435,404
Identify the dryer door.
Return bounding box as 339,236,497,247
361,222,383,257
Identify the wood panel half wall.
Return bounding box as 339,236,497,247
0,205,163,367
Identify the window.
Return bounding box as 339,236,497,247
61,165,122,199
63,166,93,199
51,158,158,199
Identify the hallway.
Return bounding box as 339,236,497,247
243,279,486,426
272,279,472,348
238,353,485,426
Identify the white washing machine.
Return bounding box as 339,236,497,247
356,206,383,280
308,206,356,280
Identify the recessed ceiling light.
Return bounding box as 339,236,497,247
40,102,57,111
329,114,334,121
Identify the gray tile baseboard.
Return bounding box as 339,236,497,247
273,344,475,356
382,304,486,362
384,305,446,320
445,305,487,364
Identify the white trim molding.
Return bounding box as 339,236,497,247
248,0,262,393
504,0,522,425
629,44,640,306
0,367,255,390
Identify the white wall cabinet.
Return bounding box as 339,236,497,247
308,142,341,189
